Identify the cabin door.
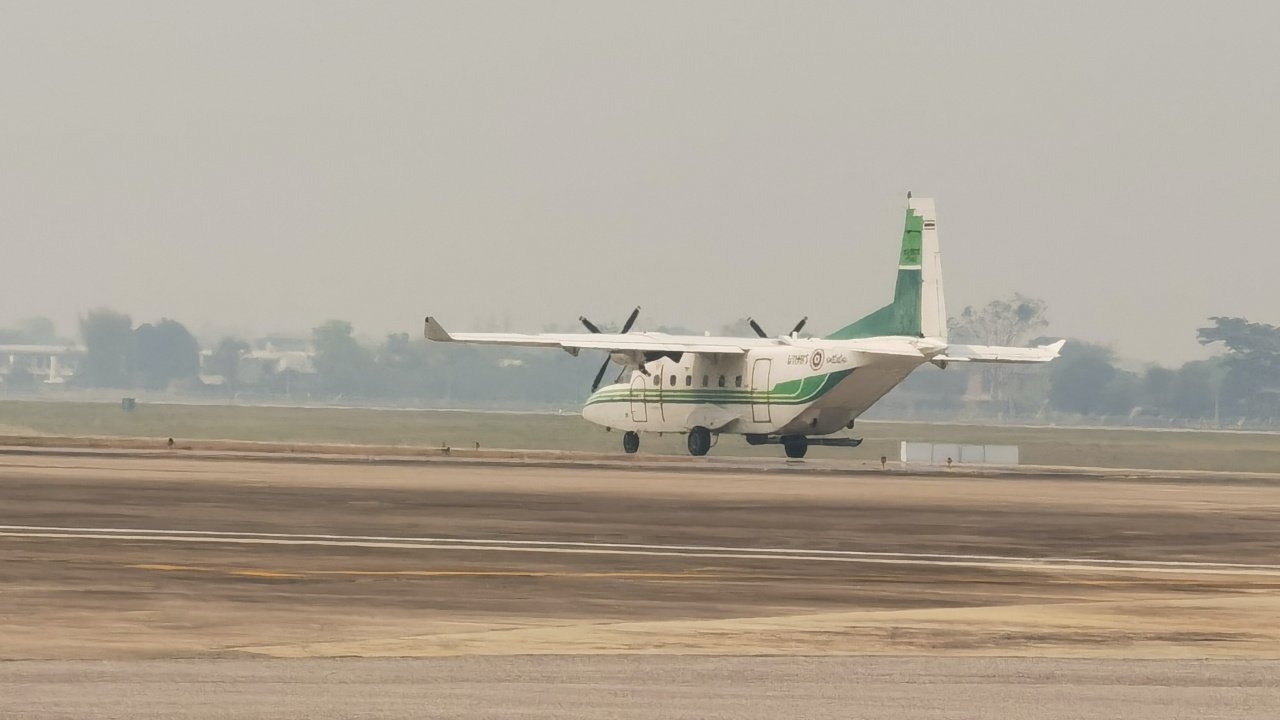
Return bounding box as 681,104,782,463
629,374,648,422
751,358,772,423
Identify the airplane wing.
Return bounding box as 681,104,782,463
424,317,767,356
935,339,1065,364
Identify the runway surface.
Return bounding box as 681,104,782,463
2,451,1279,717
3,657,1278,720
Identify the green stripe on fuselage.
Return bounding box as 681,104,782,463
584,369,854,406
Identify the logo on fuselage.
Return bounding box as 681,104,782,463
810,349,825,371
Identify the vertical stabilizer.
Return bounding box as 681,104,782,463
827,196,946,340
914,198,947,340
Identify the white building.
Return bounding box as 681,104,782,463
0,345,85,385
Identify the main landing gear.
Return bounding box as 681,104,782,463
621,428,713,456
782,435,809,459
687,426,712,457
745,433,844,458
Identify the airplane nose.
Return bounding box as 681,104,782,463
582,398,609,425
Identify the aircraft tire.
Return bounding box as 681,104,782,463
687,426,712,456
783,436,808,459
622,431,640,454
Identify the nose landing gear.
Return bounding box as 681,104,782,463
622,431,640,454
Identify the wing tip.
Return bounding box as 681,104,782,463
424,316,453,342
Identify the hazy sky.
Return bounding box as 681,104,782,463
3,2,1277,363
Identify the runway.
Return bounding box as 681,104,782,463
6,523,1280,575
2,450,1279,717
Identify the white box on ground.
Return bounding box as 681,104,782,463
900,441,1020,466
900,442,934,463
983,444,1020,465
931,444,961,465
959,444,986,463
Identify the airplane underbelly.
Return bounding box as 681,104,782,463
778,359,923,436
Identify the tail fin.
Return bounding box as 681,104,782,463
826,196,947,340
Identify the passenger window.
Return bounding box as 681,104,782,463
735,375,742,387
655,374,661,386
670,374,677,387
685,375,692,387
702,375,709,387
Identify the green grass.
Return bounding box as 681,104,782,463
0,400,1276,473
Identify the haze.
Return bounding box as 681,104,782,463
3,2,1277,363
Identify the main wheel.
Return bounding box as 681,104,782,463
687,426,712,456
782,436,808,459
622,431,640,454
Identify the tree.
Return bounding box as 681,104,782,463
949,294,1050,409
312,320,376,396
949,294,1049,347
208,337,251,390
375,332,435,398
1140,365,1177,417
1197,317,1280,419
134,319,200,389
1171,360,1215,420
79,309,135,388
0,317,59,345
1048,341,1120,415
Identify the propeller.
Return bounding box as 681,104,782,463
747,316,809,338
581,307,641,392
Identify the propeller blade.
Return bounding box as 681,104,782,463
620,306,641,334
590,357,611,392
579,316,602,334
748,318,768,338
790,316,808,337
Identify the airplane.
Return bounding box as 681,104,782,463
425,196,1064,458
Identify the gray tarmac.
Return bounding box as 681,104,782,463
1,450,1279,717
2,656,1278,720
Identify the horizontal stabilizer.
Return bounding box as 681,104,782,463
936,339,1065,364
424,317,453,342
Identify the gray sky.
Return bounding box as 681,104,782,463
3,2,1277,363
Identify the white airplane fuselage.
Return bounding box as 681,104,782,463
582,337,938,437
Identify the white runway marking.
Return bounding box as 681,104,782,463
2,524,1279,576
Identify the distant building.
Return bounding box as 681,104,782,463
199,337,316,387
0,345,84,385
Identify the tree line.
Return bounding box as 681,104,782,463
2,301,1277,424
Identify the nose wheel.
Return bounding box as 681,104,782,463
687,426,712,456
622,431,640,454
